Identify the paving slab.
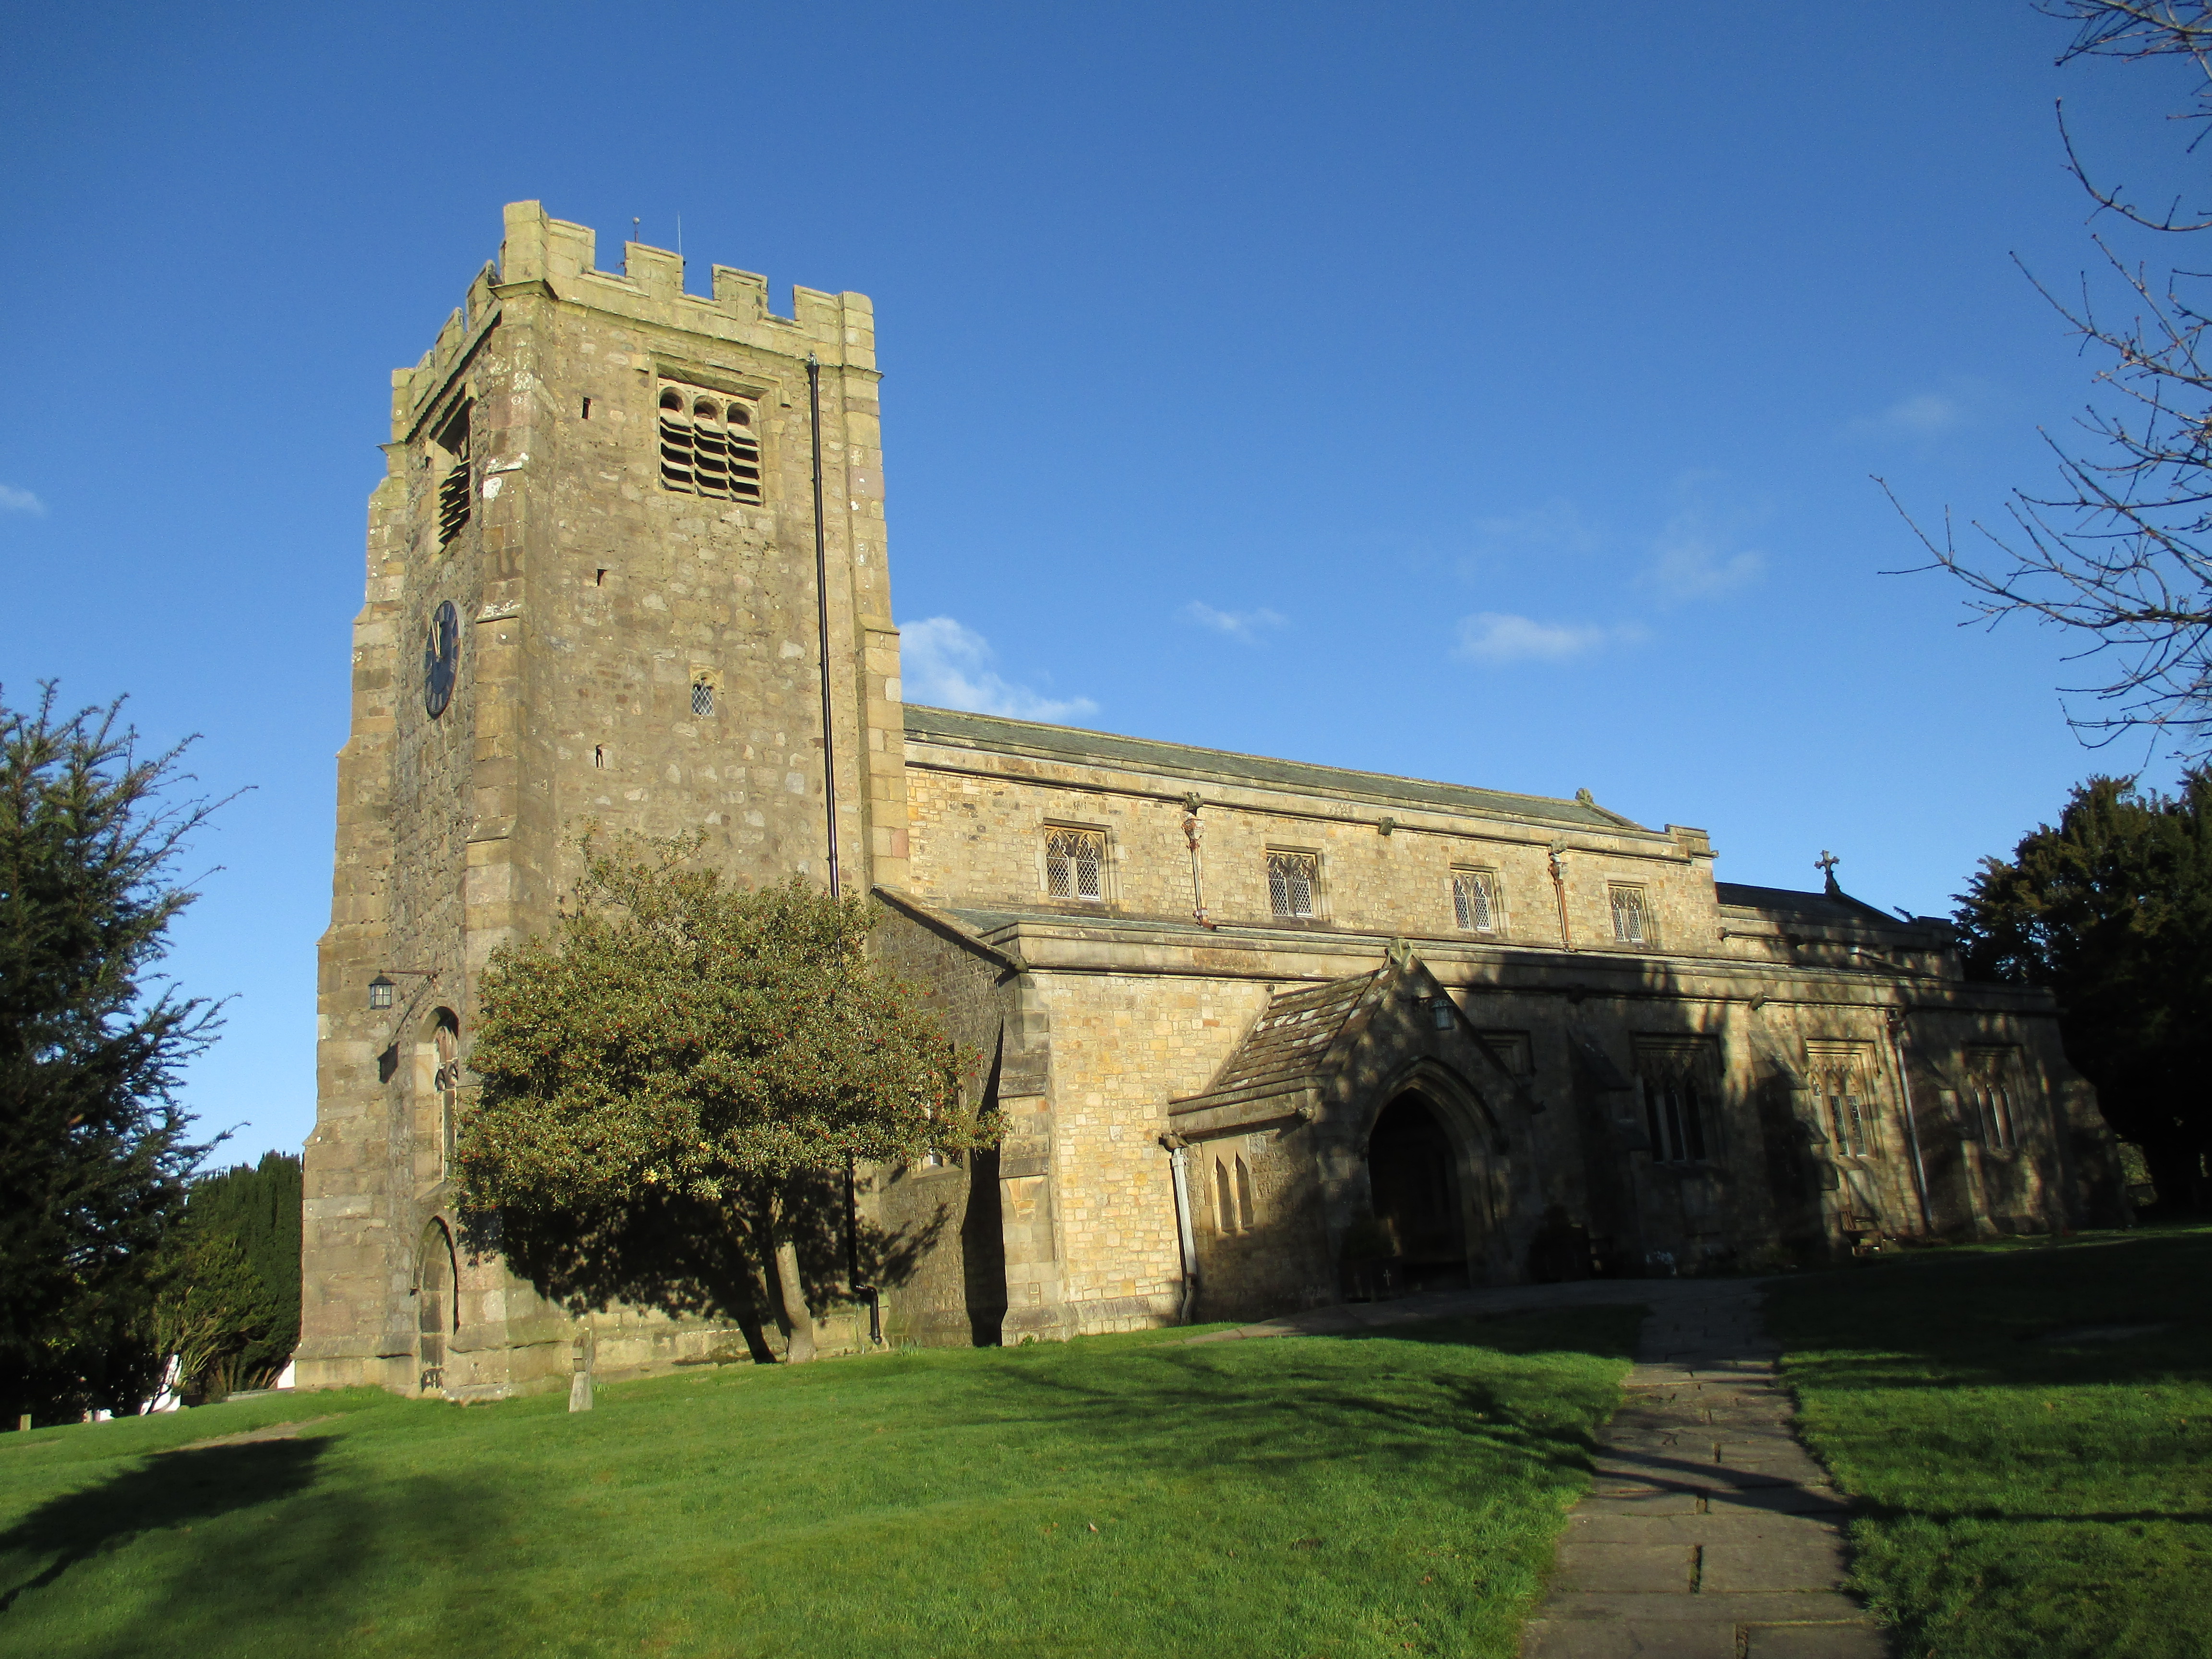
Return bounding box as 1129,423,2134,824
1518,1283,1886,1658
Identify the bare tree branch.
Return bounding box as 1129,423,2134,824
1902,4,2212,757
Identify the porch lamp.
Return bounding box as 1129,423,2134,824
1429,997,1456,1031
367,967,438,1010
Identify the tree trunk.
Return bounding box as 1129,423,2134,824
764,1188,816,1363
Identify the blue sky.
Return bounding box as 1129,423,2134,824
1,2,2195,1164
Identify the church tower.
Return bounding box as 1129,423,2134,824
297,203,910,1393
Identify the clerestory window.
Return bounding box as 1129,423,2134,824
1609,884,1651,946
658,383,762,502
1267,851,1319,919
1453,867,1501,933
1044,827,1106,901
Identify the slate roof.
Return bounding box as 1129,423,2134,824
1715,882,1908,929
904,704,1640,833
1172,971,1380,1108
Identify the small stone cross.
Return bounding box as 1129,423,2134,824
1815,850,1841,893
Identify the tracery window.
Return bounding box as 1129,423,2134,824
1267,851,1318,919
1045,827,1105,900
658,383,763,502
1452,867,1500,933
1963,1047,2020,1151
1609,884,1651,945
1635,1039,1715,1164
1805,1043,1878,1158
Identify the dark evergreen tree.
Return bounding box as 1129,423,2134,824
1955,768,2212,1209
171,1152,301,1393
0,685,223,1425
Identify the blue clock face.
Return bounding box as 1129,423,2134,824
423,601,460,719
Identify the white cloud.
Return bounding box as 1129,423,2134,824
1470,501,1601,556
1850,390,1968,439
1180,601,1286,642
0,484,45,515
898,616,1097,723
1647,521,1765,601
1636,475,1768,604
1454,612,1641,665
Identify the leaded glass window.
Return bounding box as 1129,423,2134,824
659,384,763,503
1267,851,1318,919
1609,884,1650,945
1453,868,1499,933
1045,828,1105,900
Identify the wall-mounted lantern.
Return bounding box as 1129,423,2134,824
368,974,396,1010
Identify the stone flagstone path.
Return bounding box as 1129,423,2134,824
1190,1278,1887,1659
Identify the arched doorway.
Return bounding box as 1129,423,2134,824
417,1219,456,1394
1367,1093,1470,1294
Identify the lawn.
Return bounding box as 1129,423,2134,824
0,1307,1638,1659
1767,1226,2212,1659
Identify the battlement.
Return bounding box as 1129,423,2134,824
390,201,876,441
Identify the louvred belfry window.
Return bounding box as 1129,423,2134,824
659,384,762,502
1045,828,1105,900
432,399,473,547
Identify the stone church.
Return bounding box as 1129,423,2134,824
297,204,2127,1397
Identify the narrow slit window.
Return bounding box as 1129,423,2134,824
1609,885,1650,945
658,383,763,503
1453,868,1499,933
1268,851,1318,919
1235,1155,1256,1230
1045,828,1106,900
691,680,715,718
1214,1156,1237,1233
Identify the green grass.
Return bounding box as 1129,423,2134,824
0,1306,1638,1659
1767,1226,2212,1659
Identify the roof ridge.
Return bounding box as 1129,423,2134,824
902,704,1644,830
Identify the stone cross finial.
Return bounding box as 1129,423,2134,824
1815,849,1841,895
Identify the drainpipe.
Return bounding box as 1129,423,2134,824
1162,1134,1200,1322
1886,1008,1934,1238
1182,795,1216,929
1548,842,1575,951
806,353,840,901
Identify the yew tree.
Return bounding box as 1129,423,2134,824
457,835,978,1361
1955,767,2212,1208
0,685,221,1424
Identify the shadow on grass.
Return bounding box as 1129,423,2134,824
0,1439,330,1612
957,1306,1642,1502
0,1430,509,1655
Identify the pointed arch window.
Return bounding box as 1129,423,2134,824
1453,867,1500,933
1045,827,1106,900
1267,851,1319,919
